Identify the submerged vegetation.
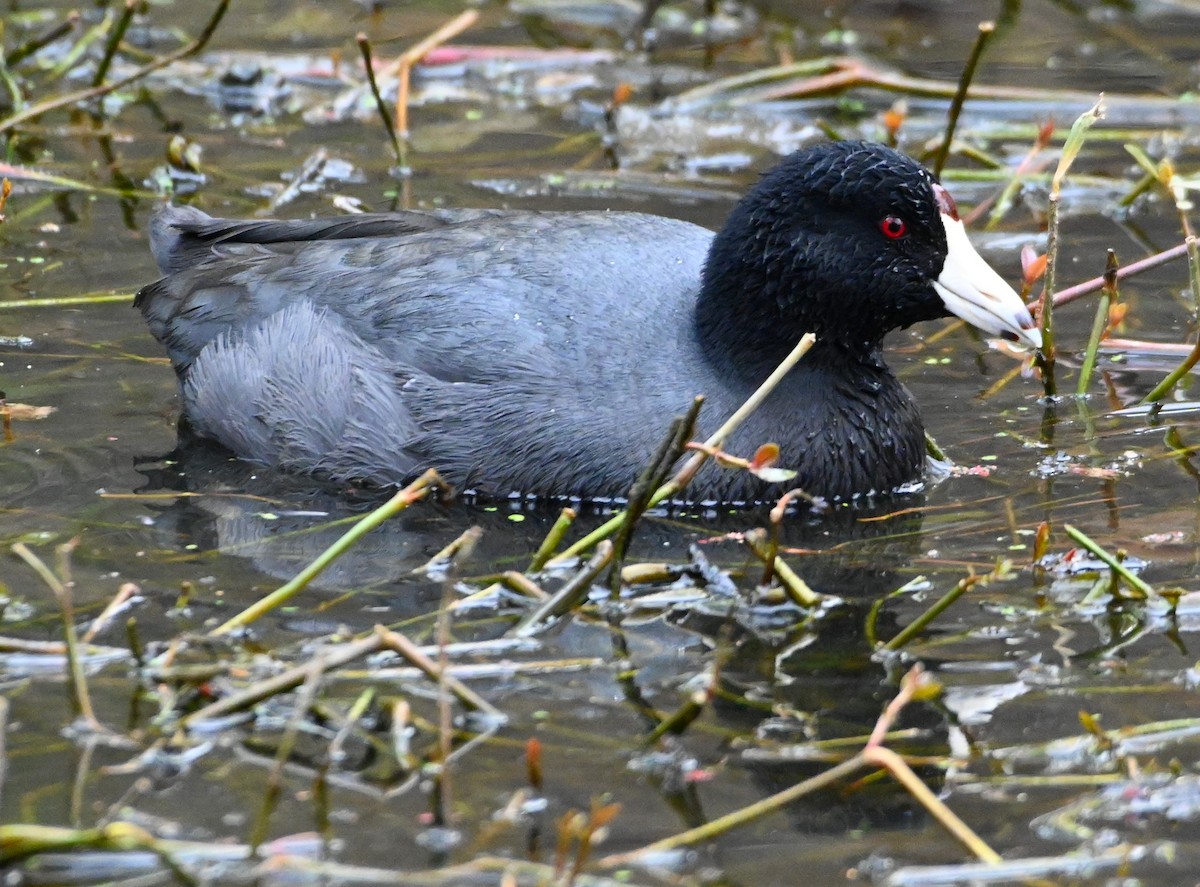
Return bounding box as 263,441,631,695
4,1,1200,885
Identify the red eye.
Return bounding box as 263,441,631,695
880,216,907,239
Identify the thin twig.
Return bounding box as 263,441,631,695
181,633,384,728
392,10,479,138
12,542,100,729
375,626,503,718
82,582,139,644
415,526,483,575
356,34,404,169
1047,241,1188,309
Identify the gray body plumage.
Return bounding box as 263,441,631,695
137,206,922,502
138,143,978,503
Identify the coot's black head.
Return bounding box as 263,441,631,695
697,140,1039,374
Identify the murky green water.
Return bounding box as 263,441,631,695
5,1,1200,884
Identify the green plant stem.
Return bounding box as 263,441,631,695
515,542,614,636
742,529,821,607
181,634,384,727
1141,287,1200,404
356,33,405,169
603,755,865,862
527,507,576,572
643,689,708,745
91,0,137,88
933,20,994,177
209,470,441,635
1038,192,1060,386
1038,98,1106,392
863,746,1002,864
864,576,927,648
883,573,981,651
608,398,702,593
5,12,80,68
12,543,99,727
1076,250,1118,396
1063,523,1155,598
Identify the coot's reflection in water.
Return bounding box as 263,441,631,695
134,433,930,604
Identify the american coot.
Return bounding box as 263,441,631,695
136,141,1040,503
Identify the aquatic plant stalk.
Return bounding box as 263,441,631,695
601,666,1001,868
1140,175,1200,403
0,53,20,114
1037,98,1106,391
416,526,482,575
12,542,100,729
323,688,378,767
5,11,77,69
0,823,198,883
644,688,709,745
1048,240,1188,309
979,120,1055,229
82,582,139,644
608,397,702,593
182,634,385,727
45,10,112,83
209,469,441,635
1062,523,1155,598
514,542,614,636
125,617,143,667
1140,330,1200,405
393,10,479,138
356,34,405,170
663,54,1155,115
933,21,995,178
376,626,503,717
864,575,928,648
4,12,80,68
883,561,1011,651
527,507,576,572
91,0,137,88
742,528,821,607
1075,250,1119,396
249,656,326,852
